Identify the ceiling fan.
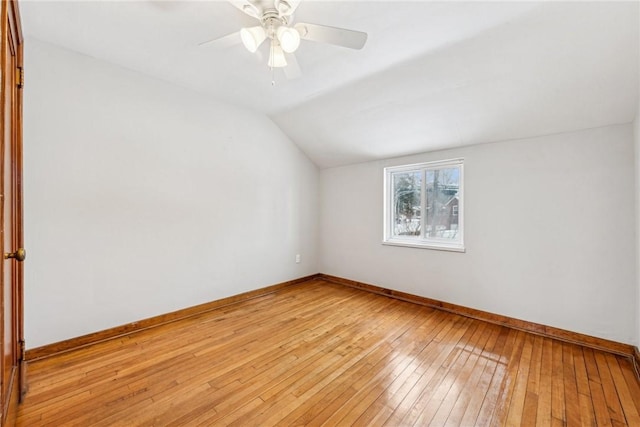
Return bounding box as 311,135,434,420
199,0,368,78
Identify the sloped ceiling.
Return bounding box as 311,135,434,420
21,1,640,168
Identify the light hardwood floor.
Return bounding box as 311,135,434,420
16,280,640,426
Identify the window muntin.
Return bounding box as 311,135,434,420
384,159,464,251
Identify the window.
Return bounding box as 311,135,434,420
383,159,464,251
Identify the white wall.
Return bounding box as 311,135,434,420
23,39,319,348
635,109,640,347
320,124,636,344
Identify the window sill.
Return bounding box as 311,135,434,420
382,238,466,252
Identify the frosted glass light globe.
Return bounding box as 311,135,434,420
277,26,301,53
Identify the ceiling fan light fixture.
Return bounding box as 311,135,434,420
241,4,260,19
275,0,292,15
276,26,301,53
240,26,266,53
268,42,288,68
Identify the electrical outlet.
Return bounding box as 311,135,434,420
295,254,301,263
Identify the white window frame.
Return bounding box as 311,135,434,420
383,158,464,252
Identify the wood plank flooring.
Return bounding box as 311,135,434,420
16,279,640,426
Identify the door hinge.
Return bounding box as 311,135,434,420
19,339,25,361
16,66,23,89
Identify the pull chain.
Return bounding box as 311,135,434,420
270,40,276,86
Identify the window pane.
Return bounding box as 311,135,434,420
425,167,460,241
392,171,422,237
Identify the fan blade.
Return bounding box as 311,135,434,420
284,53,301,79
294,22,367,50
199,31,241,48
255,49,265,64
275,0,301,17
229,0,261,20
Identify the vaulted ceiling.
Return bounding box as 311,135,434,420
21,1,640,168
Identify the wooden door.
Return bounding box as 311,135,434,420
0,0,22,424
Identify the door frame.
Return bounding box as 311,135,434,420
1,0,24,424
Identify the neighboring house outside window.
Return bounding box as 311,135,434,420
383,159,464,252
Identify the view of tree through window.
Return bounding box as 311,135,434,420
426,167,460,239
385,160,464,251
393,172,421,237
